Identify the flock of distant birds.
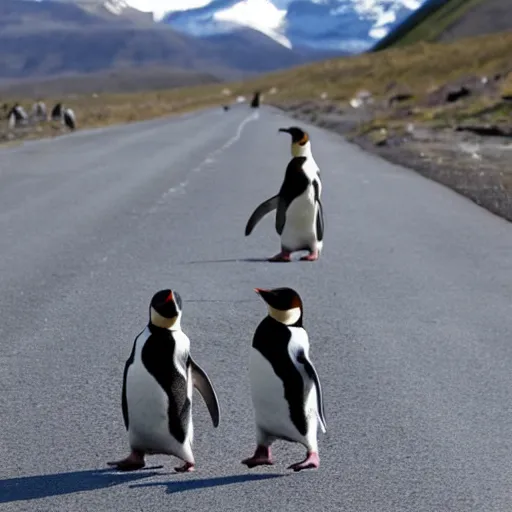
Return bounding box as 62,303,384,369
3,101,76,131
3,90,261,136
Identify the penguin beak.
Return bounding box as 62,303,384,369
254,288,273,301
278,128,290,134
164,290,174,303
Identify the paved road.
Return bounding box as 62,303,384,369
1,105,512,512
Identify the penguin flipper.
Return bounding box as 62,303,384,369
316,198,324,241
297,351,327,433
245,195,279,236
275,196,288,235
121,335,139,430
312,179,324,241
189,357,221,427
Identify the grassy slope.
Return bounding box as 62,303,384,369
236,31,512,105
371,0,487,50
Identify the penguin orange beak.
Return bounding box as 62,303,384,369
254,288,270,294
165,290,174,303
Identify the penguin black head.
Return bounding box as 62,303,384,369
149,289,183,329
254,287,303,326
278,126,309,146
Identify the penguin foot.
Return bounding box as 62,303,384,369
107,451,146,471
268,252,291,262
242,446,273,468
300,251,319,262
175,461,195,473
287,452,319,472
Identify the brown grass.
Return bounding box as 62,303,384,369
230,31,512,102
2,30,512,145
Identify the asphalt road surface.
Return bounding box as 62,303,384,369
1,105,512,512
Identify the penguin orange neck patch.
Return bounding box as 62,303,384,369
298,134,309,146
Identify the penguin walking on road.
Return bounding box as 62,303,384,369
250,91,261,108
242,287,327,472
245,126,324,262
107,289,220,473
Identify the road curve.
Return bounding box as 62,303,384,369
1,105,512,512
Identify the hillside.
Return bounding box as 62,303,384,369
0,0,326,80
0,67,221,97
371,0,512,50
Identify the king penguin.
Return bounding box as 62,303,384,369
242,287,327,471
244,126,324,262
107,289,220,472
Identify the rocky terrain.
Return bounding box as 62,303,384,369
277,70,512,222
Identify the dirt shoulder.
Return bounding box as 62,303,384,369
276,97,512,223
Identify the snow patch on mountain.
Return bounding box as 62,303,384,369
158,0,427,52
103,0,129,15
214,0,290,47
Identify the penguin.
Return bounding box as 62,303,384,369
31,101,47,122
250,91,261,108
51,103,63,121
107,289,220,473
63,108,76,130
244,126,324,262
242,287,327,472
7,104,28,129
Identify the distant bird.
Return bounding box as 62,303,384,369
62,108,76,130
242,287,326,472
245,126,324,262
223,105,230,111
51,103,63,121
107,289,220,473
7,104,28,129
31,101,47,122
250,91,261,108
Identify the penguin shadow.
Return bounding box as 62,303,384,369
183,255,312,264
0,466,162,503
130,473,286,494
183,257,270,264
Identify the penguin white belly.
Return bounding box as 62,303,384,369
125,360,193,460
249,349,307,444
281,188,319,251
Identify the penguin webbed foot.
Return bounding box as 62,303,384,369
268,251,292,262
241,446,273,468
107,450,146,471
175,461,195,473
287,451,319,472
300,251,319,262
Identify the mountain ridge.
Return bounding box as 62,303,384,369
0,0,334,80
161,0,427,52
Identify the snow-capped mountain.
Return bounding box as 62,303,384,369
159,0,427,53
